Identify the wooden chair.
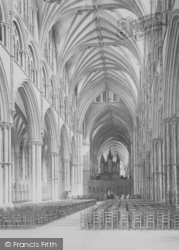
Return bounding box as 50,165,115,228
174,212,179,230
105,211,113,230
119,211,129,230
2,211,15,229
146,211,155,230
156,210,163,230
162,211,170,230
132,212,142,230
93,211,104,230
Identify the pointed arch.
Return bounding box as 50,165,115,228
12,15,27,48
60,124,69,160
0,58,10,122
0,0,8,22
44,108,58,152
163,10,179,118
15,81,41,140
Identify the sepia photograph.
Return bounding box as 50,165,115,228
0,0,179,249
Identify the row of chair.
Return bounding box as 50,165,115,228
81,209,179,230
0,199,96,229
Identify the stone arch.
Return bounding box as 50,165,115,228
164,10,179,118
27,43,38,84
12,15,27,48
44,108,58,152
41,108,58,200
0,58,10,122
12,80,40,202
13,20,25,66
162,10,179,204
60,124,69,159
14,81,41,140
0,0,8,22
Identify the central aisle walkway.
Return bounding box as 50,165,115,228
0,209,179,250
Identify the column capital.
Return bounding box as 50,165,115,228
0,122,13,130
83,141,90,146
28,140,43,146
49,152,59,156
162,117,179,124
77,130,83,134
152,137,162,142
0,162,12,166
73,164,78,168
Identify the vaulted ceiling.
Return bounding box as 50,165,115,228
37,0,151,168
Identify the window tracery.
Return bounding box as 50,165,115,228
27,45,36,83
13,22,23,66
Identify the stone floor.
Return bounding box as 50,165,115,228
0,210,179,250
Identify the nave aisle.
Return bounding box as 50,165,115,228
0,208,179,250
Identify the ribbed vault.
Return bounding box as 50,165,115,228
37,0,150,176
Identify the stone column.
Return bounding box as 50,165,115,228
14,152,20,201
177,119,179,205
73,164,78,196
171,118,178,205
50,153,55,199
50,152,59,200
158,138,163,202
0,123,12,204
64,159,70,192
151,139,156,200
36,142,42,201
162,120,167,202
77,131,83,195
134,165,139,195
53,153,58,200
29,141,42,202
166,119,171,203
71,163,77,196
58,153,63,195
0,124,3,204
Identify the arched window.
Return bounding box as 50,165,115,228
27,45,36,83
13,21,23,66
